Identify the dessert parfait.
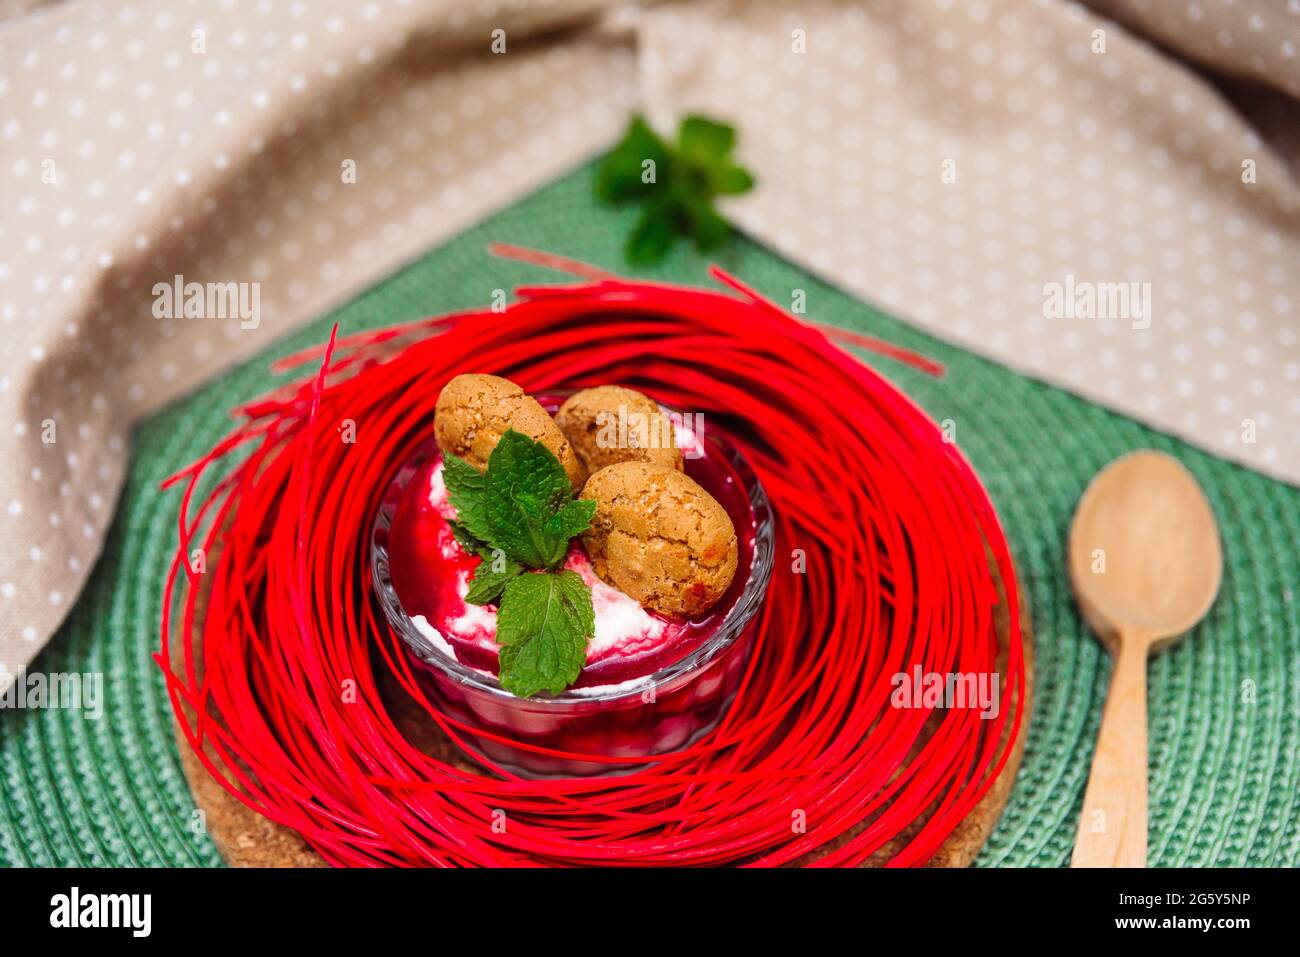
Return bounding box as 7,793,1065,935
372,374,773,775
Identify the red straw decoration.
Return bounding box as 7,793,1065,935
157,255,1023,867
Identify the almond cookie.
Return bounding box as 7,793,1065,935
556,385,683,474
580,461,738,617
434,373,586,490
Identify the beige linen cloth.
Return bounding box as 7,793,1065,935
1,0,1298,676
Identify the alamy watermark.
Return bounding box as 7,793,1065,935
1043,273,1151,330
595,404,705,460
50,887,150,937
152,274,261,330
0,666,103,719
890,666,1000,719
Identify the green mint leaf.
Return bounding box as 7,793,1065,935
596,116,672,204
483,430,575,568
447,519,482,554
438,431,598,694
678,115,735,163
712,164,755,196
443,451,485,496
680,191,731,251
489,491,554,568
597,113,755,265
486,430,571,510
544,498,597,543
627,201,679,264
495,570,594,697
464,547,522,606
442,454,495,544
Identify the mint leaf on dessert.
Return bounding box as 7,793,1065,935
597,112,755,264
495,570,594,697
439,428,599,694
447,519,481,553
464,547,522,606
482,430,576,568
485,429,571,512
445,430,592,568
443,450,485,497
544,497,597,543
443,454,494,544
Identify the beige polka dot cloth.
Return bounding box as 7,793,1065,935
1,0,1297,672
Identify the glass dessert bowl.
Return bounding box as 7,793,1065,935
371,393,774,777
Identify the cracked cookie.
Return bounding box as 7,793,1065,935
555,385,683,474
580,461,738,617
434,373,586,491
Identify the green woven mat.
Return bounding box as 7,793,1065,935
3,163,1298,868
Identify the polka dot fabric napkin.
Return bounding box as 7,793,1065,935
0,0,636,671
637,0,1300,481
1,0,1298,674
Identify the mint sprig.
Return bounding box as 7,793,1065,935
596,114,755,265
495,570,594,698
442,430,597,696
463,547,521,606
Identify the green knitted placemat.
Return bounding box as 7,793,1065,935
2,162,1298,867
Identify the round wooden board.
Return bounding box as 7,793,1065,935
172,561,1034,868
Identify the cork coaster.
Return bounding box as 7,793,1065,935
172,560,1033,868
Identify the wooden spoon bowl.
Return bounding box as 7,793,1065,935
1067,450,1222,867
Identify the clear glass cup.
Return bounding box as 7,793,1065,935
371,402,774,777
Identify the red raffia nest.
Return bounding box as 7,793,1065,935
158,245,1024,867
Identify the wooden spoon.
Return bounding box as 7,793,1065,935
1067,450,1222,867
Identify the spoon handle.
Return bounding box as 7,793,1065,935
1071,632,1149,867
